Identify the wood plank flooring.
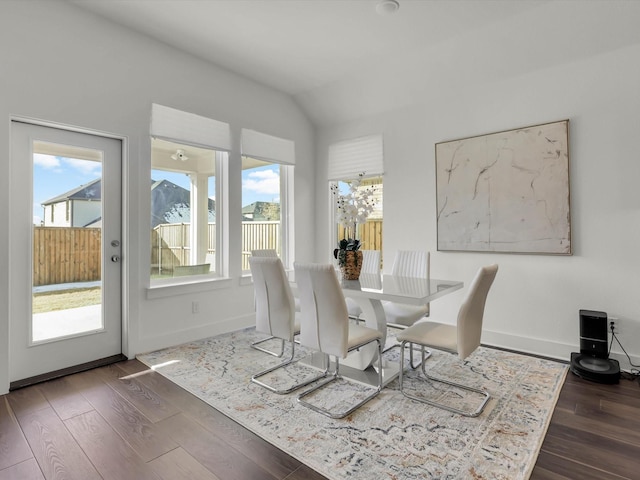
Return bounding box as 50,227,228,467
1,359,638,479
531,370,640,479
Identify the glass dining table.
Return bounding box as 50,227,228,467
291,270,464,387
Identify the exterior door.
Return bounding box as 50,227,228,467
9,121,123,385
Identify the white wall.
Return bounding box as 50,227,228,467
0,1,315,393
316,32,640,369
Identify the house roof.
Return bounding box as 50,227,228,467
44,178,216,229
241,201,280,221
150,179,215,228
42,178,102,205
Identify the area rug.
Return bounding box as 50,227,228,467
137,328,567,480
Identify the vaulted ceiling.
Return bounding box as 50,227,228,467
68,0,640,126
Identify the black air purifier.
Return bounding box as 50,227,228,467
570,309,620,384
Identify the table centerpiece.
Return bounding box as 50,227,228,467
331,172,377,280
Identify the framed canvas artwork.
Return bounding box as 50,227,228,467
435,120,571,255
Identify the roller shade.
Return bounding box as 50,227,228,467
150,103,231,151
327,134,384,180
241,128,295,165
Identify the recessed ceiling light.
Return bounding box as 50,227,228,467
376,0,400,15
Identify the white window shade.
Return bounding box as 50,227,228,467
328,134,384,180
150,103,231,151
241,128,295,165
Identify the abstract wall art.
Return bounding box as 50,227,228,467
435,120,571,255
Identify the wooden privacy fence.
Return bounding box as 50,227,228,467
338,220,383,252
151,223,217,274
241,221,280,270
34,220,384,285
33,227,101,286
151,221,282,273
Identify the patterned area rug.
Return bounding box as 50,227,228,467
138,328,567,480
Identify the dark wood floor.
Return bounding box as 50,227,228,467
531,370,640,480
1,359,638,480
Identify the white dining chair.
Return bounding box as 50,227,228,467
249,256,297,359
396,264,498,417
249,256,324,394
382,250,431,329
294,262,383,419
345,250,381,322
251,249,301,312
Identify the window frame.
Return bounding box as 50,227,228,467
240,156,294,273
149,139,227,287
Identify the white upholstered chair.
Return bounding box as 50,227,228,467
345,249,381,322
294,262,383,419
251,249,301,312
382,250,431,329
249,257,324,394
396,264,498,417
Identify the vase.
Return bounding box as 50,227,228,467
337,250,363,280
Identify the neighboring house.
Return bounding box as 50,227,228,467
151,179,215,229
41,178,102,227
43,178,215,229
241,201,280,221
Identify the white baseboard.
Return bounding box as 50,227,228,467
135,323,640,375
482,329,640,373
135,313,255,357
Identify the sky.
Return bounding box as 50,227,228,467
33,154,281,225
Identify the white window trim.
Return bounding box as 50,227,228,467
149,104,231,288
240,128,295,273
327,133,384,261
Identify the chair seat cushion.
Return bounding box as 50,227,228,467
382,301,429,327
396,321,457,353
347,324,382,351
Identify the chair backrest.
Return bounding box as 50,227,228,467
294,262,349,358
361,250,381,274
249,257,296,342
251,249,278,258
456,264,498,359
391,250,430,278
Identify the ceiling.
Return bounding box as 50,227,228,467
66,0,640,126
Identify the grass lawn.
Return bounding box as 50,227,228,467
33,287,102,314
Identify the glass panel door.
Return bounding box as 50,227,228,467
10,121,122,384
33,147,104,342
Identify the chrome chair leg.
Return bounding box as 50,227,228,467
384,339,432,366
407,343,431,369
251,343,329,394
297,339,383,419
251,336,285,357
399,340,490,417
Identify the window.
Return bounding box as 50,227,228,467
241,129,295,272
328,135,384,261
150,104,230,283
151,138,220,279
333,175,383,250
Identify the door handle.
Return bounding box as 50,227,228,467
111,255,120,263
